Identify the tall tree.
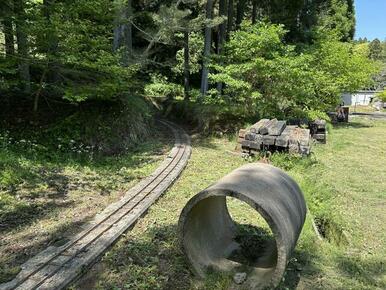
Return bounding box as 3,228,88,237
113,1,123,51
113,0,133,65
318,0,355,42
14,0,31,94
235,0,246,29
251,0,258,24
217,0,227,50
125,0,133,61
226,0,234,40
183,30,190,99
216,0,227,92
382,40,386,62
200,0,214,97
345,0,355,40
43,0,60,81
1,0,15,57
369,39,383,61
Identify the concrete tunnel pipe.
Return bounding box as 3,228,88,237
178,163,307,289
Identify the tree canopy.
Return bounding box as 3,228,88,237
0,0,381,128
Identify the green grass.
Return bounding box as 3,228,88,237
349,105,377,113
0,124,172,283
350,105,386,114
72,117,386,290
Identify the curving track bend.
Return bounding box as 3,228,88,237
0,120,191,290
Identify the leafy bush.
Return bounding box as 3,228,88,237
376,90,386,102
167,99,253,133
173,32,204,76
46,96,152,156
209,21,379,121
0,96,152,161
144,74,184,100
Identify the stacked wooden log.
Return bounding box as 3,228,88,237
238,119,311,155
310,119,327,144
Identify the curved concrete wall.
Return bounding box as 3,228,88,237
178,163,307,289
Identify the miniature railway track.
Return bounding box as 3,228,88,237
0,120,191,290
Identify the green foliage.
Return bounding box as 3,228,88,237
376,90,386,102
209,21,379,121
49,97,152,154
256,0,355,43
369,39,383,60
77,118,386,289
144,74,184,100
304,109,330,122
0,117,171,283
149,4,191,46
173,32,204,75
0,0,141,106
288,108,331,122
316,0,356,42
311,37,380,94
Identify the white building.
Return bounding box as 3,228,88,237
341,91,379,106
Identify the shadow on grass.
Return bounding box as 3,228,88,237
0,166,73,233
0,198,75,234
0,129,172,231
191,135,221,150
1,122,172,173
279,247,321,290
77,224,193,290
78,222,323,290
333,121,372,130
232,224,322,290
0,215,91,283
334,255,386,288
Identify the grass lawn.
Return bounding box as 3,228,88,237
350,105,386,114
73,117,386,290
0,124,173,283
349,106,377,113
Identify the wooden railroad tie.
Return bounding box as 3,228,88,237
238,119,315,155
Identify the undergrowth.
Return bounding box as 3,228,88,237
0,99,171,283
75,118,386,289
269,152,348,246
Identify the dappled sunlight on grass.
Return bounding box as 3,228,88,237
0,124,173,283
75,117,386,290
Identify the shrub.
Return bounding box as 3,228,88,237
209,21,379,122
376,90,386,102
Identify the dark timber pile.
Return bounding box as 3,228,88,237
310,119,327,144
238,119,312,155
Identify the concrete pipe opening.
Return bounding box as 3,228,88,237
178,163,307,289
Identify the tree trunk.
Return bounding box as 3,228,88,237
1,2,14,111
183,31,190,100
14,0,31,94
1,1,14,57
200,0,214,98
113,1,125,51
236,0,246,29
121,0,133,66
217,0,227,54
113,0,133,65
113,25,121,51
43,0,60,84
226,0,234,40
217,0,227,93
252,0,258,24
33,68,47,113
3,18,15,56
124,0,133,61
